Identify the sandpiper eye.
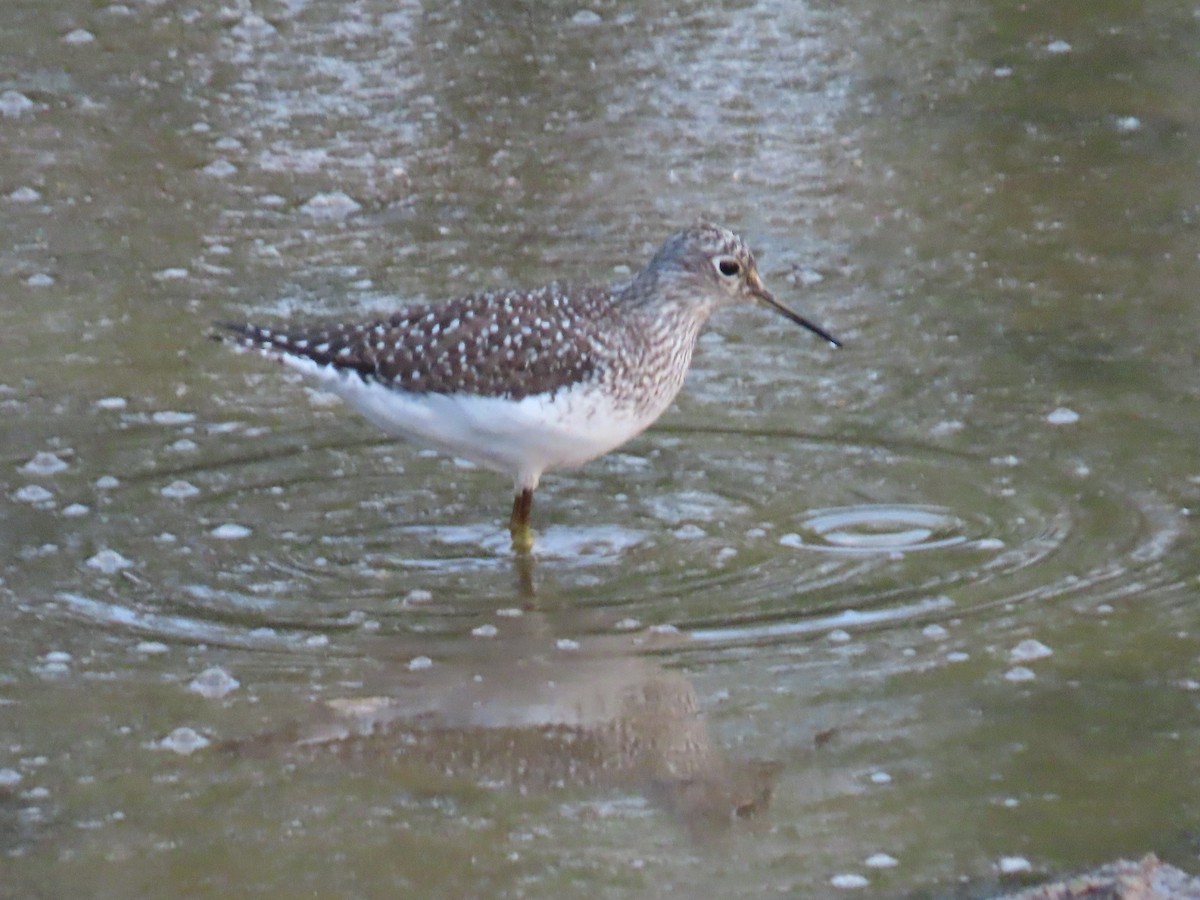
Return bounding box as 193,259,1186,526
716,257,741,278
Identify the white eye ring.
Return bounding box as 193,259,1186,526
714,256,742,278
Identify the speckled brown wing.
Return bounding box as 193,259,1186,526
216,283,620,401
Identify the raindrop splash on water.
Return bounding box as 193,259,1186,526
780,505,978,554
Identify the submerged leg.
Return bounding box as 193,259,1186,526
509,487,535,552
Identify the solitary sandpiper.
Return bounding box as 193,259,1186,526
215,224,840,550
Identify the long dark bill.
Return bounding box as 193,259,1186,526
753,286,842,349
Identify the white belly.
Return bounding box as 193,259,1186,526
281,355,673,491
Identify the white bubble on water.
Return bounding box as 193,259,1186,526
94,476,120,490
1010,639,1053,663
0,768,22,787
0,90,34,117
471,624,498,639
231,13,277,40
210,523,251,539
158,727,210,755
152,411,196,425
96,396,127,410
929,419,964,437
408,656,433,671
830,873,869,889
86,549,133,573
305,389,342,408
1004,666,1037,683
300,191,361,222
865,853,898,868
160,480,200,499
1046,407,1079,425
8,186,41,203
998,856,1033,874
14,485,54,504
555,638,580,651
62,28,95,44
21,452,68,475
202,159,237,178
792,267,826,287
32,655,66,676
188,667,240,699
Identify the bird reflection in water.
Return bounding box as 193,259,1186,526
222,636,780,841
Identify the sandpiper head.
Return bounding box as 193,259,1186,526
648,223,842,347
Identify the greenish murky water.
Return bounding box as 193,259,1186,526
3,0,1200,897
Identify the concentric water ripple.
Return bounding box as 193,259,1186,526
781,504,983,553
14,409,1186,658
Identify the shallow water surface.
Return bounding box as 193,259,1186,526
3,0,1200,897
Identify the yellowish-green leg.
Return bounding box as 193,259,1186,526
509,488,535,553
